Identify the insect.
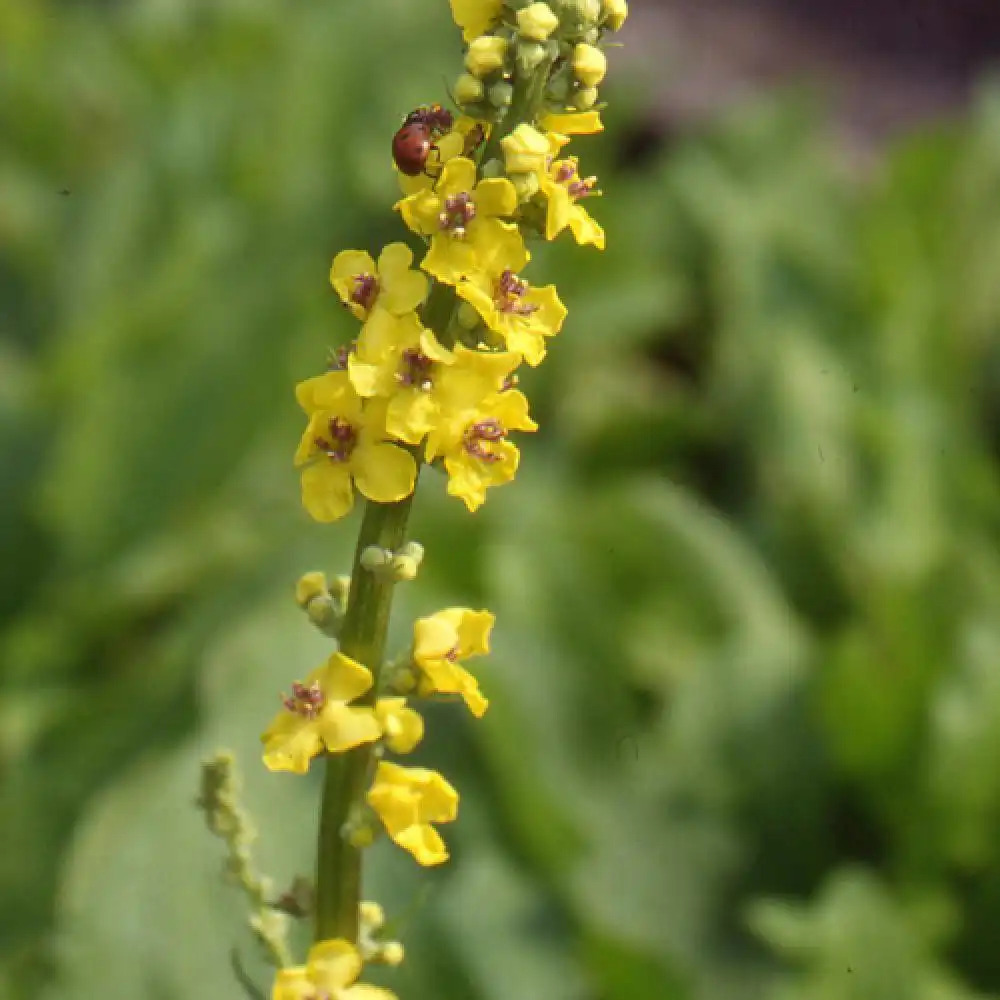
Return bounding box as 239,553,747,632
392,103,454,176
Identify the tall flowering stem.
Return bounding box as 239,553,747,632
253,2,628,997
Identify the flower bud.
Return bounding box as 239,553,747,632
572,43,606,87
516,2,559,41
379,941,405,966
510,171,540,201
453,72,484,104
359,901,386,931
502,124,550,174
295,571,328,608
488,80,514,109
360,546,391,572
574,85,599,110
516,40,548,75
601,0,627,31
391,554,420,582
465,35,507,76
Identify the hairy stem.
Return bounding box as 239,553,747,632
314,488,416,943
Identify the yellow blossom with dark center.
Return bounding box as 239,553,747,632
412,607,494,717
367,761,459,866
347,312,457,444
540,155,605,249
271,938,397,1000
396,157,517,286
455,224,567,365
424,348,536,511
330,243,428,323
261,653,381,774
294,372,417,522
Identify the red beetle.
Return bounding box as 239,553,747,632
392,104,454,176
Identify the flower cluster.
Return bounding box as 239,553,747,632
264,1,626,996
263,605,492,868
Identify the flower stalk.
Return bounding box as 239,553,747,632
202,3,628,997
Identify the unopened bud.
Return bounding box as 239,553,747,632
360,546,392,573
465,35,507,76
517,41,548,75
488,80,514,109
454,73,484,105
510,171,540,201
572,42,607,87
295,571,328,609
360,901,386,931
517,2,559,41
378,941,405,966
573,85,599,110
391,555,420,582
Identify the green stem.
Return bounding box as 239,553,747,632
314,487,417,944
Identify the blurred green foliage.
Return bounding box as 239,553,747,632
4,0,1000,998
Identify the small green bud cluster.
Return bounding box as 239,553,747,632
196,752,293,968
453,0,627,122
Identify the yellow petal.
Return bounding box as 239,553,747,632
394,823,449,866
494,389,537,432
376,242,413,277
386,389,438,445
301,461,354,522
446,608,494,657
319,651,374,702
308,939,362,991
414,614,460,662
473,177,517,218
262,713,323,775
319,704,382,753
539,110,604,134
568,204,606,249
352,441,416,503
295,371,354,414
449,0,502,42
272,966,315,1000
437,157,477,198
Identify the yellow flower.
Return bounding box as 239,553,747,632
261,653,381,774
412,607,494,717
330,243,428,322
601,0,628,31
272,939,397,1000
455,224,567,366
367,761,459,866
397,157,517,286
374,697,425,754
425,349,537,511
294,372,417,522
465,34,506,77
346,314,457,445
540,156,605,249
517,1,559,41
539,109,604,134
572,43,607,87
449,0,502,43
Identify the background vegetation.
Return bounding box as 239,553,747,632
4,0,1000,997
